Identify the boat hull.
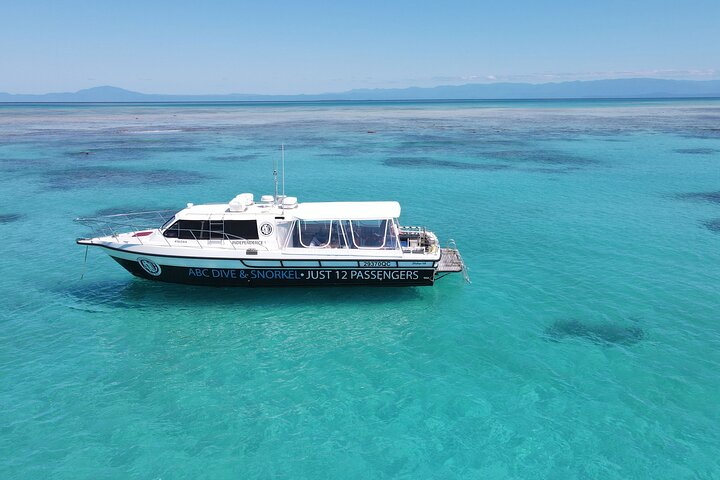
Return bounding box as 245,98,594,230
111,256,435,286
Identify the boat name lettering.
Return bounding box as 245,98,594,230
251,269,302,280
185,268,420,282
347,270,419,281
188,268,248,279
230,240,264,245
309,270,419,281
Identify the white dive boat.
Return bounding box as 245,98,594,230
76,193,468,287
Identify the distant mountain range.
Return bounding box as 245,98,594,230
2,79,720,102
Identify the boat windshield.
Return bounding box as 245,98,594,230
161,215,176,230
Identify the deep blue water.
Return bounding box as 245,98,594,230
1,99,719,479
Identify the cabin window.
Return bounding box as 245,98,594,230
275,221,294,249
297,220,332,247
223,220,260,240
163,220,207,240
289,220,348,248
286,219,399,249
349,219,391,249
163,220,259,240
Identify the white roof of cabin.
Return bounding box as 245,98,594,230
178,200,401,221
292,201,400,220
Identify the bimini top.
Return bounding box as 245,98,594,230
175,196,401,222
292,201,401,221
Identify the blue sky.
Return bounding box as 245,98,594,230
1,0,718,94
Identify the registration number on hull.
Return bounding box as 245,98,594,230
358,261,395,267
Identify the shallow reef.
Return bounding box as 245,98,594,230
545,319,644,345
45,166,212,190
486,149,598,166
701,218,720,233
208,153,261,162
0,213,23,224
673,148,719,155
383,156,510,171
675,191,720,204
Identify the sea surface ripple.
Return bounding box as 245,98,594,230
0,99,719,479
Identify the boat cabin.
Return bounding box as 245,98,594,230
157,193,435,253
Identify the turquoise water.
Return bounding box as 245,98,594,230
1,99,719,479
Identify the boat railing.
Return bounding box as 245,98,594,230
399,225,427,235
75,210,176,240
399,225,430,253
75,210,271,251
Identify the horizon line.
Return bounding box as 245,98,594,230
3,96,720,105
2,77,720,98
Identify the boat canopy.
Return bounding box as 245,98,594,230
291,201,400,221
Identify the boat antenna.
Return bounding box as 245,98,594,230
273,151,278,203
281,143,285,197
